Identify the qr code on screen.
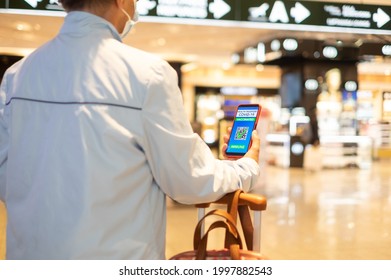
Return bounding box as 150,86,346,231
234,127,249,140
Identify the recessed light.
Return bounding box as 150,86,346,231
15,22,33,32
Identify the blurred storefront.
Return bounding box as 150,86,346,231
2,0,391,167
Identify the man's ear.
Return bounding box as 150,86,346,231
115,0,125,9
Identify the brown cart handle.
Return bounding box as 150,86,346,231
196,192,267,211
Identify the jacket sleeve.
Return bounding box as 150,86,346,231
140,60,260,205
0,73,9,202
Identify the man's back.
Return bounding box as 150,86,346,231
2,12,171,259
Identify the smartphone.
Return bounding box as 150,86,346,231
225,104,261,158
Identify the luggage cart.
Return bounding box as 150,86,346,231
195,191,267,253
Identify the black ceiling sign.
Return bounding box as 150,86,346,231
7,0,64,11
2,0,391,33
137,0,237,21
4,0,238,20
242,1,391,31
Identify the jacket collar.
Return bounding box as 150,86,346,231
59,11,122,42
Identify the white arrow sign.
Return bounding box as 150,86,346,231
291,2,311,24
249,3,270,18
137,0,156,16
269,1,289,23
24,0,43,8
209,0,231,19
373,8,390,28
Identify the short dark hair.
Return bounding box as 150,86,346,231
59,0,114,11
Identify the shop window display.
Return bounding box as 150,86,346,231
316,68,344,137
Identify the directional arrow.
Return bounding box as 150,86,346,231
24,0,43,8
249,3,270,18
290,2,311,24
209,0,231,19
373,8,390,28
137,0,156,16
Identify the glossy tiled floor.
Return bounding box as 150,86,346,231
1,160,391,260
166,160,391,260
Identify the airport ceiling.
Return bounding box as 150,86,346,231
1,0,391,68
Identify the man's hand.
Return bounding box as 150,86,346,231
221,127,260,164
244,130,260,164
221,126,232,159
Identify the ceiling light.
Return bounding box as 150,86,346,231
257,43,265,63
270,39,280,51
323,46,338,59
344,81,358,91
15,22,33,32
382,45,391,56
283,39,298,51
305,79,319,91
244,47,257,64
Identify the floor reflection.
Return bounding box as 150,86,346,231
167,160,391,260
1,160,390,260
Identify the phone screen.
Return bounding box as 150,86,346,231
225,104,261,157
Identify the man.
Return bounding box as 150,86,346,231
0,0,260,259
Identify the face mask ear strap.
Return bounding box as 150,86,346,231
132,0,139,22
120,8,136,39
132,10,139,22
121,8,131,21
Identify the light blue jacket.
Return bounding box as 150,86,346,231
0,11,260,259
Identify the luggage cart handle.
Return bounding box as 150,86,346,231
196,192,267,211
196,191,267,253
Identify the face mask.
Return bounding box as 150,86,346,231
120,2,138,39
